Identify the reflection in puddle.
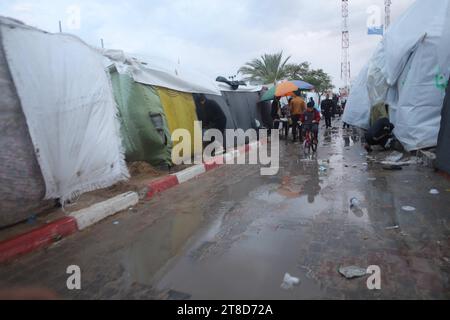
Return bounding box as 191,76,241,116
122,209,205,286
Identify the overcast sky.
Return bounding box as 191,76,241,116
0,0,416,88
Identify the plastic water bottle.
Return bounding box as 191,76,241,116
350,198,360,208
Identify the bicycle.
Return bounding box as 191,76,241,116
300,122,318,153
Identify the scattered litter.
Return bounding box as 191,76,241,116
381,158,419,167
129,207,134,211
281,273,300,290
368,178,377,181
401,206,416,212
362,163,368,166
338,266,367,279
442,257,450,264
350,198,360,208
319,166,327,172
113,221,120,225
429,189,440,195
383,165,403,171
384,151,404,163
385,225,400,230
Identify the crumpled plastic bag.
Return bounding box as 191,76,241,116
281,273,300,290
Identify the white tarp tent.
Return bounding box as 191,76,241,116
0,17,129,204
343,0,450,151
342,64,371,129
103,49,221,96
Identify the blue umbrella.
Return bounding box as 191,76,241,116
291,80,314,91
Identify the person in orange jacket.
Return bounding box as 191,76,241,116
289,91,307,142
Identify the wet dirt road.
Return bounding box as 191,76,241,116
1,122,449,299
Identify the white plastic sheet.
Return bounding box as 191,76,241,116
344,0,450,151
1,18,129,203
216,82,262,92
366,42,389,107
342,64,371,129
103,49,221,95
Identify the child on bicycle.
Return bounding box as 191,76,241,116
300,103,321,144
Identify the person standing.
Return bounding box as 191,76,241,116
289,92,307,142
332,94,339,118
341,99,350,129
321,94,334,129
196,94,227,149
271,97,281,133
307,97,315,109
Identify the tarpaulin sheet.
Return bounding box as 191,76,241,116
436,78,450,174
0,24,53,227
222,91,264,131
110,70,172,166
157,88,202,158
103,49,221,96
344,0,450,150
342,64,371,130
1,18,129,203
202,94,238,130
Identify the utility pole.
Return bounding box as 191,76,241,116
59,20,62,33
385,0,392,30
341,0,351,91
101,39,104,49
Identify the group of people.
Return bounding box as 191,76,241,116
270,93,345,144
195,92,396,156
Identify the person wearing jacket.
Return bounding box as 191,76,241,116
301,103,321,143
321,94,334,129
196,94,227,151
289,92,307,142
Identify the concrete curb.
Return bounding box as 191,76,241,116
70,192,139,231
0,140,267,263
146,140,265,199
0,217,78,263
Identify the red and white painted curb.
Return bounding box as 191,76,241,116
0,140,266,263
147,140,264,199
0,217,78,263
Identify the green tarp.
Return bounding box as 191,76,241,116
110,70,172,167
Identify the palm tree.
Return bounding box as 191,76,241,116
285,62,311,80
238,51,291,85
